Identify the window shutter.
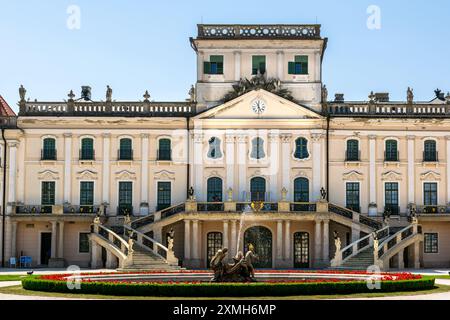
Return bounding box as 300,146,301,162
210,55,223,63
203,61,211,74
288,61,295,74
217,62,223,74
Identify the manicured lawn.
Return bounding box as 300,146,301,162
0,275,34,282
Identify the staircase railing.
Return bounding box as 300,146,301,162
329,203,383,230
91,223,131,268
331,226,389,267
131,203,186,230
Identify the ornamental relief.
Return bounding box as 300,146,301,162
342,170,364,181
115,170,137,180
153,169,175,181
381,171,402,181
37,170,60,180
76,169,98,180
420,170,441,181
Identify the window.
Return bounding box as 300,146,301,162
206,232,223,268
424,182,438,206
118,181,133,215
207,137,222,159
119,138,133,160
385,139,398,161
424,233,438,253
79,233,90,253
294,137,309,159
385,182,399,215
346,139,359,161
294,177,309,202
80,138,94,160
158,139,171,161
157,182,171,211
204,55,224,75
346,182,360,213
424,140,437,162
250,177,266,201
288,55,308,75
250,137,265,159
207,177,223,202
42,138,56,160
80,182,94,212
41,181,55,206
252,55,266,75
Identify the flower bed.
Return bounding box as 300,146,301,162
21,272,434,297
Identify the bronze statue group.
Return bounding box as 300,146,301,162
210,244,259,282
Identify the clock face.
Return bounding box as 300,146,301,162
251,99,266,114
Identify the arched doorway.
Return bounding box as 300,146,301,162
206,232,223,268
244,226,272,268
250,177,266,201
293,232,310,268
207,177,223,202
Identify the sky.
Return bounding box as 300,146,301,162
0,0,449,112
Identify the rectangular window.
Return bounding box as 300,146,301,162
204,55,224,75
424,233,438,253
41,181,55,206
346,182,360,213
424,182,438,206
385,182,399,215
80,182,94,206
252,55,266,75
157,182,171,211
79,233,90,253
118,182,133,215
288,55,309,75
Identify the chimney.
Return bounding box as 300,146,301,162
334,93,344,102
81,86,92,101
375,92,389,102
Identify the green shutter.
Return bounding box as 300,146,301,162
295,55,308,63
252,56,266,74
203,61,211,74
210,55,223,63
295,55,308,74
288,61,295,74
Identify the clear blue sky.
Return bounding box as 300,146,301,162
1,0,449,111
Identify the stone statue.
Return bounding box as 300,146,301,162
321,84,328,103
188,85,195,102
368,91,375,103
446,92,450,104
281,187,287,201
407,87,414,104
227,188,233,201
373,238,379,260
320,187,327,200
188,186,195,200
123,214,131,225
244,244,258,279
19,85,26,101
106,85,112,102
128,237,134,255
93,215,101,225
143,90,151,102
334,235,341,254
167,228,175,252
68,90,75,100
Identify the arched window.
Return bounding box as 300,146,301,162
250,177,266,201
158,138,171,161
206,232,223,268
294,178,309,202
346,139,359,161
207,137,222,159
42,138,56,160
250,137,265,159
119,138,133,160
80,138,94,160
294,137,309,159
207,177,223,202
385,139,398,161
424,140,437,162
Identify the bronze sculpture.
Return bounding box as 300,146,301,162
210,244,258,282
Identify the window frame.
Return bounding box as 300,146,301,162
207,177,223,202
293,177,309,202
79,181,94,206
423,139,437,162
345,181,360,213
250,177,266,201
424,233,438,254
78,232,91,253
346,139,360,161
251,55,266,75
423,182,438,206
207,136,223,160
157,138,172,161
204,55,224,75
42,137,57,160
293,137,309,160
384,181,400,215
250,137,266,160
156,181,172,211
118,137,133,160
41,181,56,206
384,139,399,162
118,181,133,215
80,137,95,160
288,55,309,75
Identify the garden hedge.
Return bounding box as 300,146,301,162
21,277,435,297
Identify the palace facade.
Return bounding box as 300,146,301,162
0,24,449,270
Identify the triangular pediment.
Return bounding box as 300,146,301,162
194,89,322,120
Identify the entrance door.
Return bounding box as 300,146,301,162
293,232,310,268
244,226,272,268
40,233,52,265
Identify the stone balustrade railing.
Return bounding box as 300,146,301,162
328,103,450,117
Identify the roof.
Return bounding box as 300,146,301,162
0,95,16,117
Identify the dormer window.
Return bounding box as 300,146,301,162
288,55,308,75
250,137,265,159
207,137,222,159
204,55,224,75
252,55,266,75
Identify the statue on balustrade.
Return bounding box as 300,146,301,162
167,228,175,252
106,85,113,102
19,85,26,101
321,84,328,103
407,87,414,104
334,231,341,255
320,187,327,201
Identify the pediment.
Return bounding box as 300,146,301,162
381,171,402,181
76,170,98,180
115,170,136,180
194,89,322,120
38,170,60,180
154,170,175,180
342,170,364,181
420,170,441,181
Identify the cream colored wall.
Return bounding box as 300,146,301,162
421,221,450,268
62,222,92,267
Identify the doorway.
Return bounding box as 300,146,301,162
40,233,52,265
293,232,310,268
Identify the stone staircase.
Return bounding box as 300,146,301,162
119,243,183,271
337,248,374,270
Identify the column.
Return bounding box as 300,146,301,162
230,220,237,258
193,133,204,201
197,51,204,81
311,133,323,201
268,132,280,201
352,224,361,242
314,220,322,265
7,141,18,211
368,135,377,216
276,51,284,79
58,221,64,258
11,221,17,259
17,136,25,203
280,134,292,200
51,221,57,259
184,220,191,260
91,241,102,268
407,135,415,207
237,135,247,201
276,220,283,261
225,133,235,194
284,220,291,260
63,133,72,204
446,136,450,204
140,134,149,215
413,241,420,268
398,249,404,269
234,51,241,81
192,220,199,259
322,220,329,262
223,221,229,249
102,133,111,206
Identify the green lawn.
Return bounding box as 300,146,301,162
0,275,34,282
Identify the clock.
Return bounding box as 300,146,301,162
251,99,266,114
